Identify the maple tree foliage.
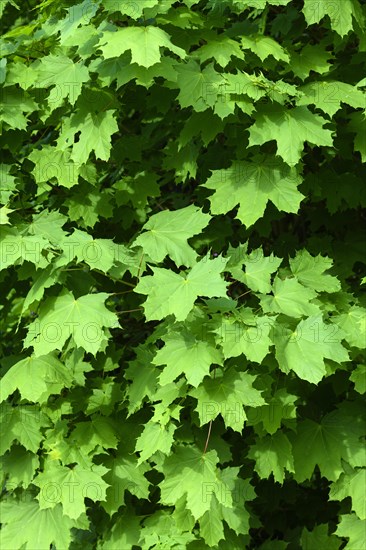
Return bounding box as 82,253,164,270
0,0,365,548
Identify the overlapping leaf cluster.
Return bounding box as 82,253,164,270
0,0,365,548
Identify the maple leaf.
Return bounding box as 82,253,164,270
202,156,304,227
28,146,79,189
0,354,73,403
297,81,366,116
0,500,79,550
241,35,290,63
134,421,176,465
175,60,227,112
350,364,366,394
158,445,236,520
215,313,274,363
0,445,39,489
69,417,119,453
152,328,223,387
246,388,298,435
101,453,150,515
0,205,14,224
35,54,89,106
199,495,225,546
330,468,366,520
248,431,295,483
57,110,118,165
34,460,110,519
248,105,333,165
27,209,67,244
290,408,364,481
0,163,16,205
97,26,186,67
132,205,211,267
332,306,366,349
302,0,363,37
61,228,121,273
190,367,265,432
274,315,349,383
0,227,50,270
289,249,341,292
348,112,366,162
301,525,342,550
260,276,320,318
195,36,243,68
289,44,333,80
24,291,119,356
336,513,366,550
0,404,48,454
228,247,282,293
134,255,228,321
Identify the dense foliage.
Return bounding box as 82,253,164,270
0,0,365,548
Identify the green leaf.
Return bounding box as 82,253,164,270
302,0,363,37
290,410,363,481
175,60,227,113
0,500,79,550
35,54,89,107
0,403,48,454
350,364,366,394
202,157,304,226
97,26,186,67
0,164,17,204
34,460,109,519
0,445,39,488
57,110,119,165
248,431,295,483
28,210,68,244
241,248,282,293
61,229,122,273
158,445,236,520
28,146,79,189
348,112,366,162
134,421,176,465
0,227,50,270
330,468,366,520
0,354,73,403
332,306,366,349
135,255,228,321
153,329,223,387
248,106,333,165
297,81,366,117
301,524,341,550
190,367,265,432
274,315,349,383
24,291,118,356
289,250,341,292
101,454,150,515
199,495,225,546
335,513,366,550
132,205,211,267
0,205,14,224
289,44,332,80
241,35,289,63
99,511,141,549
246,388,298,435
216,313,274,363
260,276,320,318
196,36,242,67
69,417,119,454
